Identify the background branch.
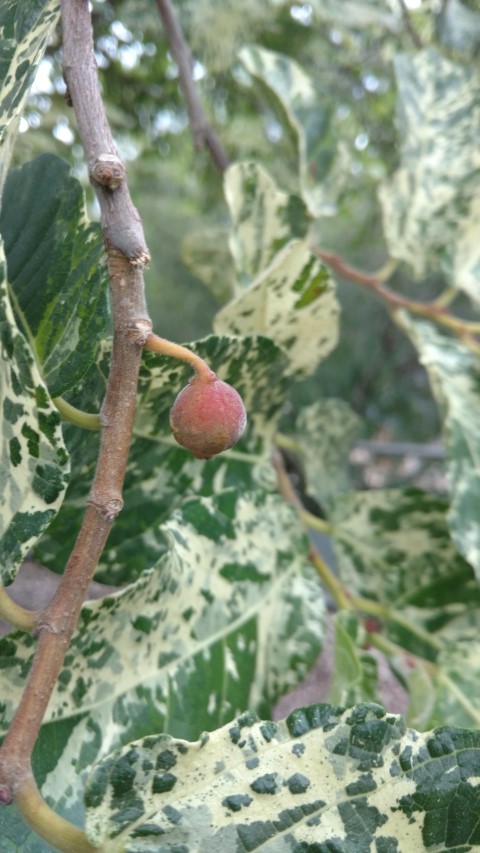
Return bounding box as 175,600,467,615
155,0,230,173
0,0,152,846
316,249,480,339
398,0,424,49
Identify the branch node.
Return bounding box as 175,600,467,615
129,319,154,347
130,248,151,268
90,154,126,189
33,621,60,638
87,496,124,521
0,786,13,806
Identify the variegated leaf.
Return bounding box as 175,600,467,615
380,49,480,304
331,488,475,613
0,240,69,585
36,335,288,585
214,240,339,378
1,489,325,736
399,619,480,732
239,46,342,217
331,486,480,728
224,161,311,289
312,0,400,30
399,314,480,577
0,154,109,397
0,0,60,201
84,702,480,851
1,489,324,840
292,399,361,511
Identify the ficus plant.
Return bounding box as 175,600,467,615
1,0,480,851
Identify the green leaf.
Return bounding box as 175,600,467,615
215,240,339,378
181,225,235,303
0,154,110,397
0,239,69,585
0,0,60,201
399,315,480,577
328,612,381,708
84,702,480,851
36,334,289,585
239,46,341,217
380,49,480,303
224,161,311,289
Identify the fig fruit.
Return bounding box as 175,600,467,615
169,373,247,459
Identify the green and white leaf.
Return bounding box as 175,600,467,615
0,239,69,585
331,487,476,613
292,399,361,511
399,314,480,578
380,49,480,304
0,154,109,397
36,334,289,585
0,0,60,202
1,490,324,836
331,486,480,728
224,161,311,289
239,46,342,217
311,0,401,30
215,240,339,378
84,702,480,851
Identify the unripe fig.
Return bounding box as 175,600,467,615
169,373,247,459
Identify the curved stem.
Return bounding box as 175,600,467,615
275,433,303,454
144,332,214,381
316,249,480,336
0,588,36,633
15,777,97,853
53,397,101,430
309,550,351,611
299,508,332,535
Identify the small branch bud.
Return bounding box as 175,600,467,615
0,786,13,805
90,154,126,189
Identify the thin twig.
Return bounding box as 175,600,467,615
397,0,424,49
0,0,152,846
155,0,230,173
316,249,480,338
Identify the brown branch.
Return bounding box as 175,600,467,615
315,249,480,339
155,0,230,174
0,0,152,847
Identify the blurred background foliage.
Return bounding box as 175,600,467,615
15,0,480,451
